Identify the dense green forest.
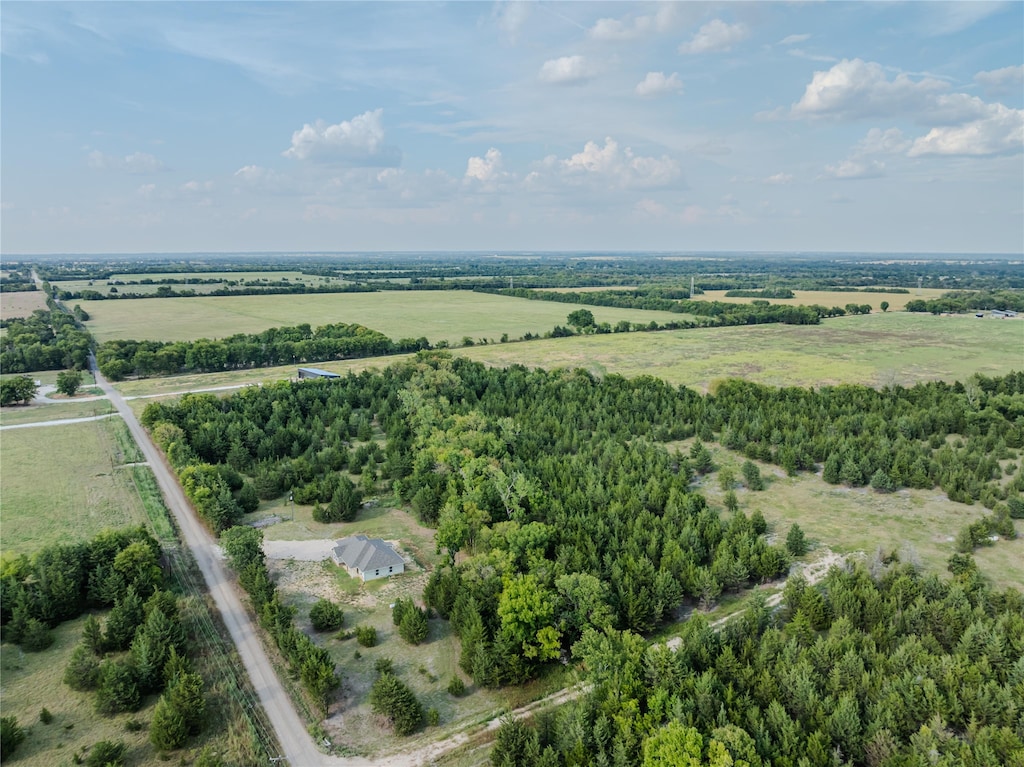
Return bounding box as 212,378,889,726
141,356,1022,702
905,290,1024,314
492,557,1024,767
0,309,92,373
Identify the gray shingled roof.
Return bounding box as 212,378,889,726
333,535,403,572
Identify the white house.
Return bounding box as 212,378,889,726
331,535,405,582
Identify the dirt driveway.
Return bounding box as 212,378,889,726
262,538,338,561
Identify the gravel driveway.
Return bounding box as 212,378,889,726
262,538,338,561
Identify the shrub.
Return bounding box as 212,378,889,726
355,625,377,647
309,599,344,632
95,659,142,715
0,716,26,760
370,672,423,736
786,523,808,557
22,617,55,651
150,695,188,750
40,707,54,724
447,676,466,697
64,644,102,691
86,740,127,767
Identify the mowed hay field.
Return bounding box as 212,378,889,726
81,291,693,343
458,312,1024,391
52,269,344,296
0,290,48,320
693,288,950,312
0,419,148,552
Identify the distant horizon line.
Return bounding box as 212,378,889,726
4,249,1022,260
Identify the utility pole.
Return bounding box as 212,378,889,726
690,276,695,299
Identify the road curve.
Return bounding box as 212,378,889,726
92,359,330,766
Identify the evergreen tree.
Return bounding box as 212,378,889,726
786,523,808,556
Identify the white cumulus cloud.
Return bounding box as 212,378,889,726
282,109,400,166
974,64,1024,94
908,103,1024,157
764,172,793,185
561,137,680,189
791,59,947,120
538,55,595,85
635,71,683,98
679,20,748,55
465,148,510,184
855,127,911,155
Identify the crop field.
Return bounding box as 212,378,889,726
693,287,949,312
679,441,1022,588
51,269,344,296
0,419,148,552
458,312,1024,391
0,289,48,319
81,291,694,344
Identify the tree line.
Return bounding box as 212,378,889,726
96,322,430,380
905,289,1024,314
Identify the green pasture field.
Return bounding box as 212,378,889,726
679,441,1022,589
81,291,694,344
694,287,949,312
457,312,1024,391
0,419,148,552
0,289,48,319
0,401,114,426
51,270,344,296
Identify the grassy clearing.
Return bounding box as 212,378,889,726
692,288,951,312
0,419,149,553
669,440,1021,588
0,616,160,767
82,291,692,344
457,312,1024,391
0,290,49,319
0,400,115,426
1,369,98,388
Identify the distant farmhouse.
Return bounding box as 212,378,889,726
298,367,341,380
332,535,405,582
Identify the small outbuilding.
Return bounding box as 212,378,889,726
298,367,341,380
332,535,405,582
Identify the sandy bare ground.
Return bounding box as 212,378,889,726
262,538,339,561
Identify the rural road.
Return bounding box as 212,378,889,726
91,357,331,766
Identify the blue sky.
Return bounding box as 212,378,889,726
2,1,1022,255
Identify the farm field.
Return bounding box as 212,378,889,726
81,291,694,343
680,441,1022,587
0,289,48,319
457,312,1024,391
0,419,147,552
693,287,950,312
51,270,345,296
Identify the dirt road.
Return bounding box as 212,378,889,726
92,358,330,766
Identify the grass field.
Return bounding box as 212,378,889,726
680,441,1022,588
457,312,1024,391
81,291,693,344
691,288,951,312
52,270,344,297
0,419,148,553
0,290,48,319
0,401,114,426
